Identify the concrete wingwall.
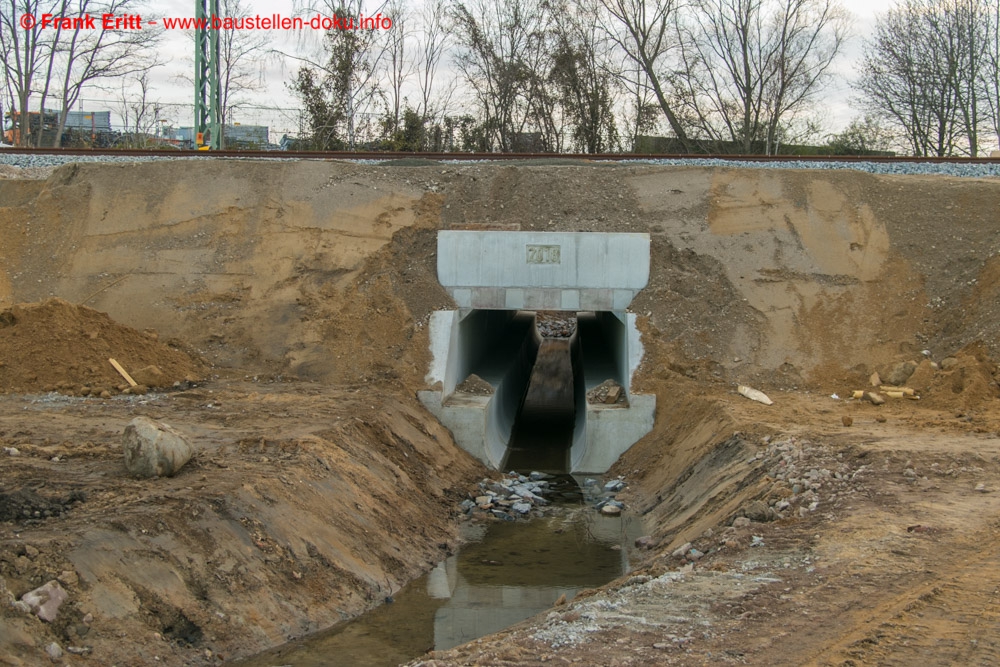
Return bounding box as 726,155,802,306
421,308,655,473
570,311,655,473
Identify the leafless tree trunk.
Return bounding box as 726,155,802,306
449,0,551,152
601,0,692,150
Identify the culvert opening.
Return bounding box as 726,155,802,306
421,307,652,474
421,231,655,473
503,315,577,473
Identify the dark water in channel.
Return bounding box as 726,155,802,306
233,503,639,667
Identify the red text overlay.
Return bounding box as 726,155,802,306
20,13,394,31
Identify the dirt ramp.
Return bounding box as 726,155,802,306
0,297,203,394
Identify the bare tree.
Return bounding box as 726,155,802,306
449,0,553,152
217,0,269,144
601,0,692,150
415,0,452,122
381,0,412,134
986,0,1000,148
856,0,989,156
116,70,164,146
547,0,622,152
1,0,57,145
1,0,160,147
618,61,664,151
675,0,849,153
51,0,162,146
286,0,392,148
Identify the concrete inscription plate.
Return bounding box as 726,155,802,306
438,231,650,311
526,244,561,264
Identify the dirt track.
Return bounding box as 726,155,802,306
1,161,999,665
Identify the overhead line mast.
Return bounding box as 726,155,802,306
194,0,221,150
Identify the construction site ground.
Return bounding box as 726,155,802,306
1,160,999,666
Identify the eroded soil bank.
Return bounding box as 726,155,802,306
1,161,999,665
0,380,483,665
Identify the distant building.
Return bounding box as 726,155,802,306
224,123,268,148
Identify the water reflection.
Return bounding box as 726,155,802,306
234,511,636,667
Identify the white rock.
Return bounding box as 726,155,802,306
45,642,63,660
672,542,693,558
122,416,194,478
737,385,773,405
21,580,68,622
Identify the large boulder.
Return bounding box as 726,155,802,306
884,360,918,386
122,417,194,478
19,580,68,622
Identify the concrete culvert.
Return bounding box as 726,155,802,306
420,230,656,473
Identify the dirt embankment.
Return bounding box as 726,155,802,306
0,298,203,395
1,161,1000,666
5,161,1000,392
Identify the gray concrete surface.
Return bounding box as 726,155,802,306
437,231,650,311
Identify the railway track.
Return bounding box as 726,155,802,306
3,146,1000,163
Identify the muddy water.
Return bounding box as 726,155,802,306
235,502,640,667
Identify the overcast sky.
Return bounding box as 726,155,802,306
78,0,897,139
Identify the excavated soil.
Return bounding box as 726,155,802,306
1,161,999,666
0,298,204,394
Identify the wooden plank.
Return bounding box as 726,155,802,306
108,358,138,387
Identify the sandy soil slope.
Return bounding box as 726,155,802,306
412,379,1000,667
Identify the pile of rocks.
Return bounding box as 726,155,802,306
459,472,553,521
747,436,869,523
454,374,494,395
586,380,627,405
665,436,873,566
535,312,576,338
458,473,630,521
588,477,627,516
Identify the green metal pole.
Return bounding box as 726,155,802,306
194,0,221,149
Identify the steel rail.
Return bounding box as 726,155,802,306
3,147,1000,163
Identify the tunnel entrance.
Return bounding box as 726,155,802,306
418,231,655,474
503,335,576,473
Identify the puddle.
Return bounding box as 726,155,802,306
233,490,641,666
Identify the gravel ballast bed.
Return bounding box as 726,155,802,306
1,151,999,178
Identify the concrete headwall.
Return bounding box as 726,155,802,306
437,231,650,311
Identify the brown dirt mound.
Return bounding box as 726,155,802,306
0,298,203,394
906,342,1000,411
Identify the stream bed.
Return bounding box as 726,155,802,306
234,480,642,667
